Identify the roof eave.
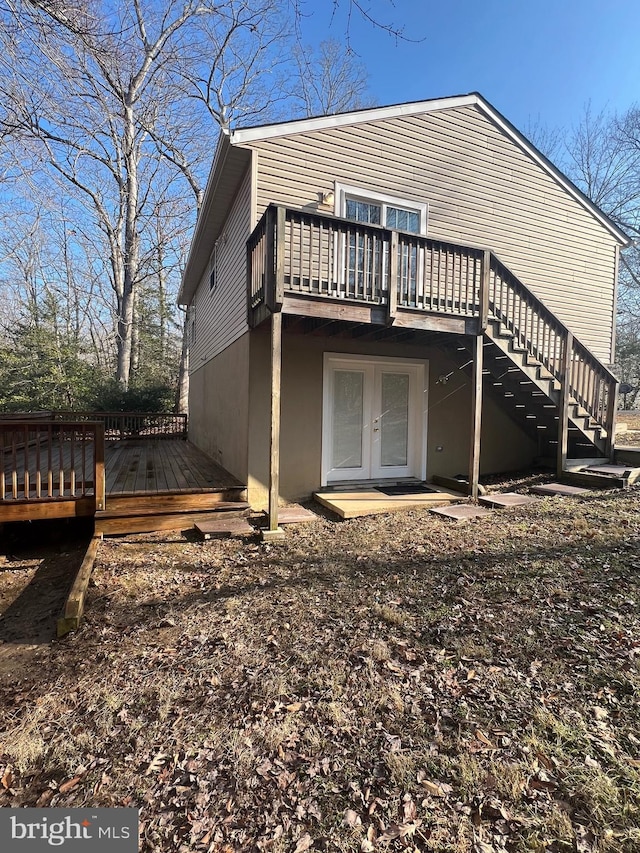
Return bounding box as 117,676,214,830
178,133,252,305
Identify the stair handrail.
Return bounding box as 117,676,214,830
488,252,618,447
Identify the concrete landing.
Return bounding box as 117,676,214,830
429,505,493,521
531,482,589,497
479,492,538,509
314,486,464,519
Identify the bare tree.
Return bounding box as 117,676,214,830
0,0,289,389
0,0,396,412
291,38,373,116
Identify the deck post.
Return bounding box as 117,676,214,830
557,331,572,478
94,422,106,511
605,381,618,462
387,230,398,324
479,249,490,331
468,334,483,501
264,310,285,540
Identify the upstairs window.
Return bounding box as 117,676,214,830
336,184,427,304
338,184,427,235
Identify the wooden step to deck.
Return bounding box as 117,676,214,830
581,463,640,484
195,517,255,539
96,499,250,535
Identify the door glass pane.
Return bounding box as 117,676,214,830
380,372,409,467
332,370,364,469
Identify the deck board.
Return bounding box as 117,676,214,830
104,440,243,496
2,439,244,504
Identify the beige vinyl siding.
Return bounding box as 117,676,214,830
189,166,251,371
247,104,617,362
189,333,250,483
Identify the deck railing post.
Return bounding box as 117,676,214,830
274,205,285,311
94,422,106,511
605,380,618,462
387,230,398,323
557,331,572,477
479,249,490,331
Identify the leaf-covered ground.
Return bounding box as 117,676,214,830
0,485,639,852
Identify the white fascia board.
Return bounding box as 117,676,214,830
178,132,232,305
230,94,479,144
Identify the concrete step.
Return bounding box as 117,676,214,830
531,482,590,497
194,517,255,539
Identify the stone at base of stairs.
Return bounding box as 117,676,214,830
583,463,639,480
531,482,589,497
194,517,255,539
429,505,493,521
259,505,317,525
479,493,538,509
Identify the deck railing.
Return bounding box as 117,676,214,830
49,411,188,440
489,257,618,445
248,204,618,449
0,420,105,509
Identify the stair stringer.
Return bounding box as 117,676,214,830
484,317,608,457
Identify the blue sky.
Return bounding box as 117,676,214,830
303,0,640,134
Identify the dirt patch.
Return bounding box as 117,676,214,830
0,520,92,675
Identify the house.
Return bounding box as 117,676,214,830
178,93,630,529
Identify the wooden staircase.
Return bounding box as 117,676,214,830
482,318,610,457
445,251,618,474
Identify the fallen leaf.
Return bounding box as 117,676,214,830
145,753,169,776
293,832,313,853
343,809,361,827
286,702,304,713
420,779,450,797
475,729,497,749
1,769,13,789
58,776,82,794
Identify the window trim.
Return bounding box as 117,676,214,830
334,182,428,235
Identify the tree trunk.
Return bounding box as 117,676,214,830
175,309,189,414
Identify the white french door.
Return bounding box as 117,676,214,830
322,354,427,485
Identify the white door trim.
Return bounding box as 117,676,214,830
321,352,428,486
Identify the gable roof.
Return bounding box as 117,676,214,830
179,93,630,304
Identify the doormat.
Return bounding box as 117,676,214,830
377,484,437,496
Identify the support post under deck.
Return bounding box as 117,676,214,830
264,310,285,540
557,331,572,478
468,334,483,501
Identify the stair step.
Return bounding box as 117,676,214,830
531,482,590,497
478,493,538,509
194,517,255,539
97,500,250,520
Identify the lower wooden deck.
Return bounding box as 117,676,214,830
0,440,246,527
105,439,243,496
